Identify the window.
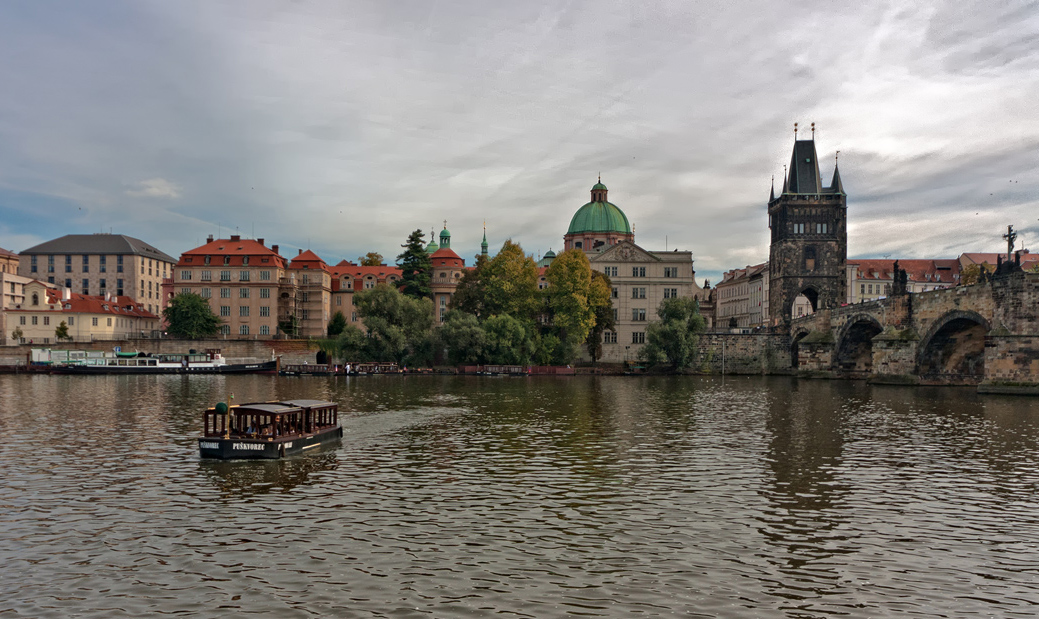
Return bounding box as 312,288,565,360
302,274,309,284
82,256,89,272
364,279,375,289
220,270,231,281
201,288,211,299
860,284,865,294
65,255,72,272
793,223,805,234
31,256,38,272
259,325,270,335
613,308,618,321
259,271,271,281
82,279,89,294
201,270,212,281
816,222,828,234
117,256,124,272
302,292,309,302
604,266,618,277
223,256,230,265
181,270,191,280
632,308,646,321
632,266,646,277
868,284,873,294
242,256,249,266
99,256,106,272
19,316,25,325
220,288,230,298
65,278,72,289
240,271,250,281
181,287,190,295
239,306,250,317
204,255,211,265
48,255,55,273
220,306,230,317
100,279,107,290
239,288,250,299
664,288,678,298
68,317,74,326
220,325,230,335
260,288,270,298
92,317,98,326
604,331,617,343
116,279,123,296
31,316,38,325
336,297,342,306
612,287,618,298
632,287,646,299
44,316,50,326
664,267,677,278
107,317,112,327
632,331,645,344
259,306,270,317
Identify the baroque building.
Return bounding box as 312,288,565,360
563,180,703,363
7,280,159,345
767,138,847,326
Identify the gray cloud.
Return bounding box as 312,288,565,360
0,0,1037,282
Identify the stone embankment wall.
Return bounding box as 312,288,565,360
694,332,791,374
1,338,320,365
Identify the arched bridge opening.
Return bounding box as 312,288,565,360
917,311,989,384
834,316,883,377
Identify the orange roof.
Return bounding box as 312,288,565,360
289,249,329,272
430,247,464,266
178,236,286,268
850,259,960,284
960,252,1038,267
9,288,159,319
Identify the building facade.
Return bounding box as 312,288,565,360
0,247,18,274
167,235,290,339
7,280,159,345
18,234,176,316
715,263,768,329
1,271,33,345
429,226,466,323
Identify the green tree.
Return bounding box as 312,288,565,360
359,252,384,266
354,284,434,365
11,326,23,342
481,240,540,320
396,229,432,299
960,263,994,285
543,249,596,363
585,270,615,362
483,314,534,365
163,292,222,339
327,311,347,337
639,297,706,370
450,253,489,318
438,310,488,365
54,320,71,342
335,324,370,362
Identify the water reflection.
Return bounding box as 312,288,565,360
2,374,1038,618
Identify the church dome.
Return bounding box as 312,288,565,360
567,181,632,235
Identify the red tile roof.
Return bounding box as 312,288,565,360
11,287,158,319
289,249,329,272
178,237,286,268
849,259,960,284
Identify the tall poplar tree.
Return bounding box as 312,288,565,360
396,229,432,299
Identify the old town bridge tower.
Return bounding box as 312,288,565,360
768,137,847,326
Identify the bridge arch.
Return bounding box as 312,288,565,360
917,310,989,382
790,327,811,369
833,314,884,376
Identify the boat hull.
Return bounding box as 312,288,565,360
52,360,278,375
198,426,343,459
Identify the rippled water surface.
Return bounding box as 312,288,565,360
1,374,1038,617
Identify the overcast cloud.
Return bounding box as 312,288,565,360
0,0,1037,284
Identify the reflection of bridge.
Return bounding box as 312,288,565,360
790,271,1039,392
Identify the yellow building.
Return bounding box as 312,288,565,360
7,280,159,345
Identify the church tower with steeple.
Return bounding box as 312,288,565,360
767,133,847,326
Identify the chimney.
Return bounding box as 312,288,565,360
257,238,264,246
207,234,214,243
298,249,303,255
231,234,241,242
272,244,279,255
62,287,71,301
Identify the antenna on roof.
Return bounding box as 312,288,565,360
811,122,815,139
794,122,798,139
836,150,840,163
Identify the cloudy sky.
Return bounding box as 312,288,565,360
1,1,1037,285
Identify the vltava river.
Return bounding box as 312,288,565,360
1,374,1037,618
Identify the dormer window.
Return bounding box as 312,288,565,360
204,256,210,265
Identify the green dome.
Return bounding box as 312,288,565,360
592,181,608,191
426,239,439,254
567,200,631,235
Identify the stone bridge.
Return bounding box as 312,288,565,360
789,270,1039,391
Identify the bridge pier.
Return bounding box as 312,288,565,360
868,327,920,385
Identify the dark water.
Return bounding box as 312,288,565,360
1,374,1037,618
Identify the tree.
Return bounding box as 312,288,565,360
438,310,487,365
11,326,23,342
54,320,71,342
354,283,434,365
960,263,994,285
451,253,489,318
481,240,540,320
335,324,370,362
585,270,615,362
163,292,222,339
639,297,706,370
543,249,596,363
396,229,432,299
359,252,384,266
483,314,535,365
327,311,347,337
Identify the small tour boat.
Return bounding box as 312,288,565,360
41,349,279,375
198,399,343,459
